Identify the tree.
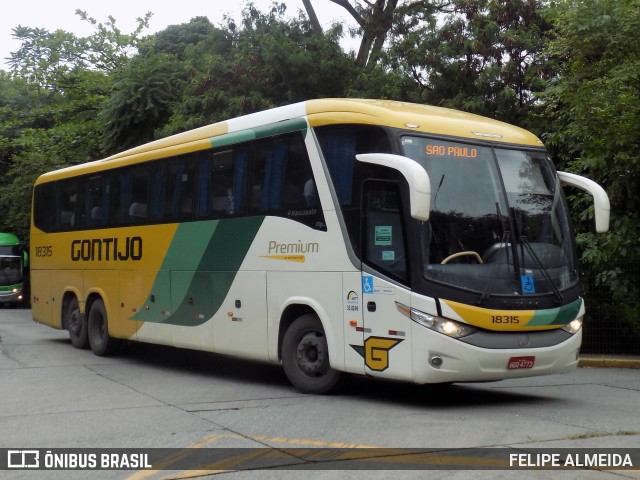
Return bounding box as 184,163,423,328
7,10,152,83
151,16,227,60
303,0,454,68
387,0,553,127
157,3,358,136
98,52,183,153
541,0,640,350
0,11,152,239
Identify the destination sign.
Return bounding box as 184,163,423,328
425,144,478,158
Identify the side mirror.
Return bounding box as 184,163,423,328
356,153,431,221
558,171,610,233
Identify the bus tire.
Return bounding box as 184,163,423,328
87,299,121,356
281,314,340,394
66,297,88,349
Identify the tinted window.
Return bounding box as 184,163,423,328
196,148,247,218
363,181,408,282
56,179,80,230
33,130,324,231
316,125,396,256
115,165,152,225
250,132,325,230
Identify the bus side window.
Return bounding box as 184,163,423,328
149,163,168,223
362,181,408,283
33,183,55,232
249,132,324,229
318,130,356,206
195,147,247,219
171,157,195,221
253,141,289,212
56,180,79,230
116,165,150,225
85,175,110,228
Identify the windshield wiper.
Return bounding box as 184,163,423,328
477,203,510,305
477,232,510,306
511,207,564,305
506,207,523,294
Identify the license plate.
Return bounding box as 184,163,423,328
507,356,535,370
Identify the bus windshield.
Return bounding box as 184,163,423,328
401,136,577,298
0,256,22,285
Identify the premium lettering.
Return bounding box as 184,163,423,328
71,237,143,261
268,240,319,255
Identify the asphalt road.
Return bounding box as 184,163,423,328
1,308,639,480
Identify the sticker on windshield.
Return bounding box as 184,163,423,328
521,275,536,294
375,226,392,246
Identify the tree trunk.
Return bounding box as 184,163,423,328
302,0,323,34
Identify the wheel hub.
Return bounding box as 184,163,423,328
296,332,325,375
68,310,82,333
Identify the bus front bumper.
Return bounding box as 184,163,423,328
0,288,25,304
410,326,582,384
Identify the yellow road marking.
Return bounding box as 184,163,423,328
125,433,228,480
126,433,515,477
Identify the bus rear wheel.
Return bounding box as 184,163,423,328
87,299,121,356
282,314,340,394
66,297,88,349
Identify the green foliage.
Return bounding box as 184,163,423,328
158,4,358,136
325,0,451,69
0,150,66,240
388,0,553,127
99,52,183,153
542,0,640,337
151,16,228,59
0,11,153,238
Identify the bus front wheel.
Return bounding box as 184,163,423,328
281,314,340,394
87,299,121,356
66,297,88,349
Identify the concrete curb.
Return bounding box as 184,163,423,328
578,355,640,369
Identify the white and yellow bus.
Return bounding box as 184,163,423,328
30,99,610,393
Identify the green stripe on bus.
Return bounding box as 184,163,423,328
209,118,307,149
133,217,264,326
253,118,308,139
526,298,582,327
211,130,256,148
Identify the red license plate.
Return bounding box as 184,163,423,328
507,356,535,370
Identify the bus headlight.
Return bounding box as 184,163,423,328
396,303,476,339
562,316,583,334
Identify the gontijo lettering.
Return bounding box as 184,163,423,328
71,237,142,261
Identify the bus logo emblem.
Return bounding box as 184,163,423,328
351,336,403,372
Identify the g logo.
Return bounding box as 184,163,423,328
351,336,403,372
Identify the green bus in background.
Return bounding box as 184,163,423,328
0,233,28,306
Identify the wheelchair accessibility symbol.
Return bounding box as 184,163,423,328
521,274,536,294
362,275,374,294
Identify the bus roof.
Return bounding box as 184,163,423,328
0,233,20,246
35,99,543,184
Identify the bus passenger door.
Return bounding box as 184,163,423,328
360,181,413,381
